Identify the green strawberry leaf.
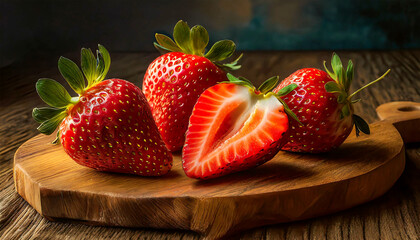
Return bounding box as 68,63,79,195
353,114,370,136
323,60,336,80
81,48,98,86
230,53,243,65
205,40,236,62
190,25,209,56
325,81,341,93
215,62,242,71
354,123,360,136
277,98,303,126
226,73,240,82
173,20,192,53
225,73,253,88
96,44,111,82
331,53,344,84
33,107,65,123
153,20,240,71
258,76,279,94
337,67,346,88
238,76,252,84
342,104,350,117
96,53,105,82
154,42,174,55
345,60,354,92
275,83,297,97
58,57,85,94
155,33,182,53
214,53,243,71
37,111,67,135
36,78,72,108
337,93,346,104
52,130,60,144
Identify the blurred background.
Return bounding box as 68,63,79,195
1,0,419,68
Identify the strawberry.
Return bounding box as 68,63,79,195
143,20,242,152
273,53,390,153
33,45,172,176
182,74,299,179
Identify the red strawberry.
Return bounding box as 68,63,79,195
273,53,390,153
33,45,172,176
182,74,299,179
143,20,242,152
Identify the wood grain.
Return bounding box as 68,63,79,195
13,117,408,239
376,101,420,143
1,51,420,239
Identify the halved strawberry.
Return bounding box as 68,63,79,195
182,74,299,179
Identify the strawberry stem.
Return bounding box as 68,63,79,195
348,69,391,100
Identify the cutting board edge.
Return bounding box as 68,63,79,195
13,137,406,238
13,124,403,198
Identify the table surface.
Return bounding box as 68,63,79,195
0,50,419,239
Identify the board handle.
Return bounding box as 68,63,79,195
376,101,420,143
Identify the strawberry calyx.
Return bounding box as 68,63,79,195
33,44,111,143
224,73,302,125
154,20,242,71
323,53,391,136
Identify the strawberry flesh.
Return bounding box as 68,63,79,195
182,83,289,179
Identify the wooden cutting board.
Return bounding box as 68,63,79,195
13,101,420,239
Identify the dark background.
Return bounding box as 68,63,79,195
1,0,419,67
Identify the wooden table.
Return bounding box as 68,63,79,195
1,51,419,239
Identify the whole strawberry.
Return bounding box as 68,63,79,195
143,20,242,151
33,45,172,176
274,53,390,153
